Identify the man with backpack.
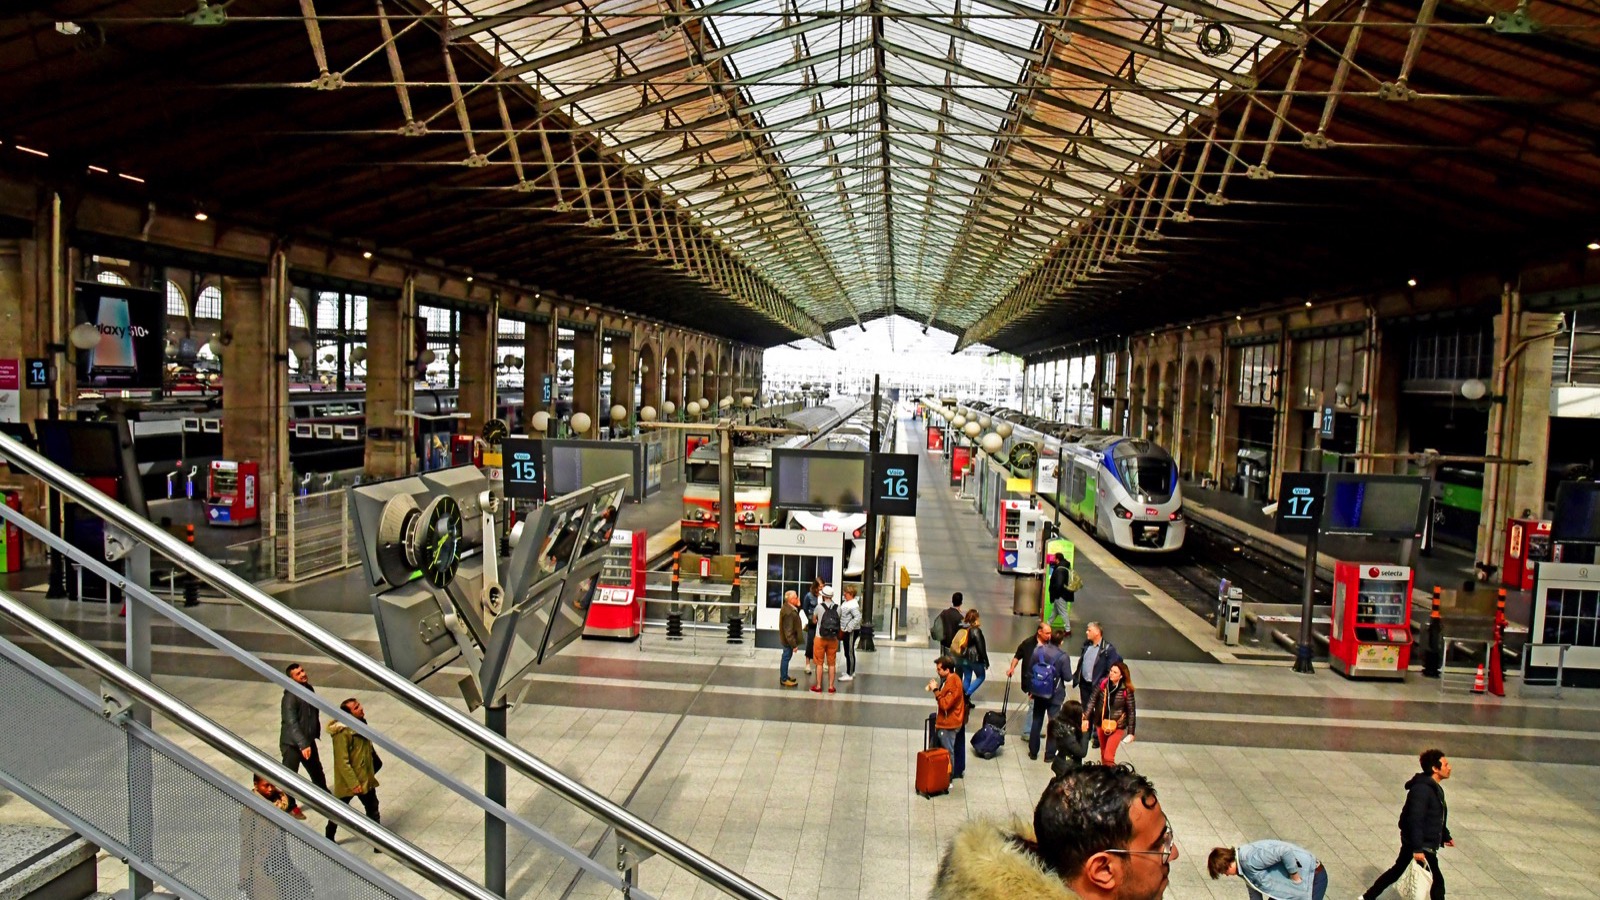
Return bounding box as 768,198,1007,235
1026,632,1073,762
930,592,965,656
1006,621,1051,742
811,586,842,694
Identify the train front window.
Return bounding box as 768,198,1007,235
689,464,766,486
688,463,719,484
1119,459,1173,501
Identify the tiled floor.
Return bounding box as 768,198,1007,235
2,416,1598,898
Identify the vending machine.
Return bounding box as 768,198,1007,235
998,500,1047,575
583,528,647,640
1501,517,1551,592
1329,561,1414,679
205,460,259,527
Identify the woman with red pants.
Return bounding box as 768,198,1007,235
1083,660,1137,764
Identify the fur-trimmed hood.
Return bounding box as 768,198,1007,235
930,818,1081,900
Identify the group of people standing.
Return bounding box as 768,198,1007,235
777,577,863,691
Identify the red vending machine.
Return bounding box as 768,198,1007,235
583,528,646,640
1501,517,1551,592
205,460,259,527
1329,561,1414,680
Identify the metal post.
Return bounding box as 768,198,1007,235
860,375,880,652
717,427,735,557
125,543,154,899
1294,528,1320,673
485,701,508,898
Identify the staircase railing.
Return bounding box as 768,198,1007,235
0,430,779,900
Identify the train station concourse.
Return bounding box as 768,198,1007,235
4,1,1600,899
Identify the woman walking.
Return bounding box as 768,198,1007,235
957,609,990,700
1083,660,1136,764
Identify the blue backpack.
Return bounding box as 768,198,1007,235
1029,648,1058,699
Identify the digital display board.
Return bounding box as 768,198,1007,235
73,281,166,390
772,448,868,513
1320,474,1428,538
35,419,128,477
1551,481,1600,543
871,452,919,517
544,440,641,501
1274,471,1326,536
502,437,543,499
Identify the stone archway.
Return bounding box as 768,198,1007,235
684,348,700,409
664,345,681,409
639,342,660,411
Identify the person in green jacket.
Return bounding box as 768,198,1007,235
326,698,381,844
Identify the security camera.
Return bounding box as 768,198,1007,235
1260,502,1278,518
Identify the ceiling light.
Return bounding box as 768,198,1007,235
362,250,373,259
466,276,474,283
1406,278,1418,287
1588,242,1599,251
1235,314,1243,321
87,165,108,174
118,173,145,183
1304,300,1313,307
16,145,47,158
193,211,208,222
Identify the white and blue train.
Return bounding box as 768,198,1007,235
1055,435,1186,553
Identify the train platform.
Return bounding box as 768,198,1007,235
5,420,1600,898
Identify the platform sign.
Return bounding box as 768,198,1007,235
541,374,554,405
25,358,50,389
1274,472,1326,536
502,437,543,499
871,452,918,517
1319,406,1336,439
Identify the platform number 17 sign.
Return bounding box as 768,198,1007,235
1274,472,1326,537
871,452,919,517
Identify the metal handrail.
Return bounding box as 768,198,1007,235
0,431,780,900
0,594,491,900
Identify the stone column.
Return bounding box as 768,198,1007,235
1111,347,1129,434
364,277,416,478
456,302,495,434
220,268,288,505
572,327,598,438
0,234,58,556
1362,318,1404,473
609,331,634,426
1476,304,1560,566
640,340,662,411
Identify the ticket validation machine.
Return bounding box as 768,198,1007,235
583,528,647,640
206,460,259,527
999,499,1046,575
1329,561,1414,679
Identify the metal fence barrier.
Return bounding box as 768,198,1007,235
282,487,356,582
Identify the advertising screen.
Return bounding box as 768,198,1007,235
73,282,166,389
1320,474,1428,538
772,448,868,513
1551,481,1600,543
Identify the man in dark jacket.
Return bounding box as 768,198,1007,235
279,662,329,819
1006,621,1050,742
933,592,965,656
1360,749,1453,900
778,590,803,687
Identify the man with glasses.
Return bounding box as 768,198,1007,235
931,764,1176,899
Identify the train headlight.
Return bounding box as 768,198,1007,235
852,527,864,539
1114,504,1134,520
741,511,756,524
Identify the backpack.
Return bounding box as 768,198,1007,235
1029,649,1058,699
1067,570,1083,593
929,614,946,645
949,626,970,656
818,604,841,639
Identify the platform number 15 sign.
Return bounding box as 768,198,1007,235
871,452,919,517
1274,472,1326,537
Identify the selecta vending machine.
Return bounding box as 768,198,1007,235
998,499,1047,575
1329,561,1414,679
205,460,259,527
583,528,646,640
1501,517,1552,592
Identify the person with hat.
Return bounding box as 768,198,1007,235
811,585,842,694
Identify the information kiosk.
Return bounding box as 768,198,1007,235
205,460,259,526
583,528,646,640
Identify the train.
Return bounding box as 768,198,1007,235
954,401,1186,553
101,387,525,499
680,398,894,577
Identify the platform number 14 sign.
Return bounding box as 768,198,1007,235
871,452,919,517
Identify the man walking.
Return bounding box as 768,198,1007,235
1360,749,1454,900
326,698,382,845
1045,552,1076,637
1007,622,1050,742
811,585,842,694
779,589,804,687
1026,631,1073,761
279,662,328,820
926,655,966,779
1075,622,1123,709
932,591,965,656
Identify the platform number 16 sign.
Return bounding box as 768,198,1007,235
871,452,919,517
1274,472,1326,537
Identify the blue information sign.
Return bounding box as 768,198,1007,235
871,452,919,517
25,358,50,389
502,437,543,499
1274,472,1326,536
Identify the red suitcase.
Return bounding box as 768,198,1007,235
918,712,950,797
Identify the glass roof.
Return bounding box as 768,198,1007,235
450,0,1315,336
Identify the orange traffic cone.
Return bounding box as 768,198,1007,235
1472,663,1486,693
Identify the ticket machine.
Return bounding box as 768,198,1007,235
583,528,646,640
999,499,1046,575
205,460,259,527
1329,561,1414,679
1501,517,1551,592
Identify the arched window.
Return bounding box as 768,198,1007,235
96,270,130,286
289,299,309,329
316,292,340,331
194,285,222,319
165,281,188,318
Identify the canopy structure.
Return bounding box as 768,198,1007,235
4,1,1597,350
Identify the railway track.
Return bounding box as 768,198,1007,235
1121,518,1331,628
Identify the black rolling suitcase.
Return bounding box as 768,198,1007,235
971,679,1009,759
